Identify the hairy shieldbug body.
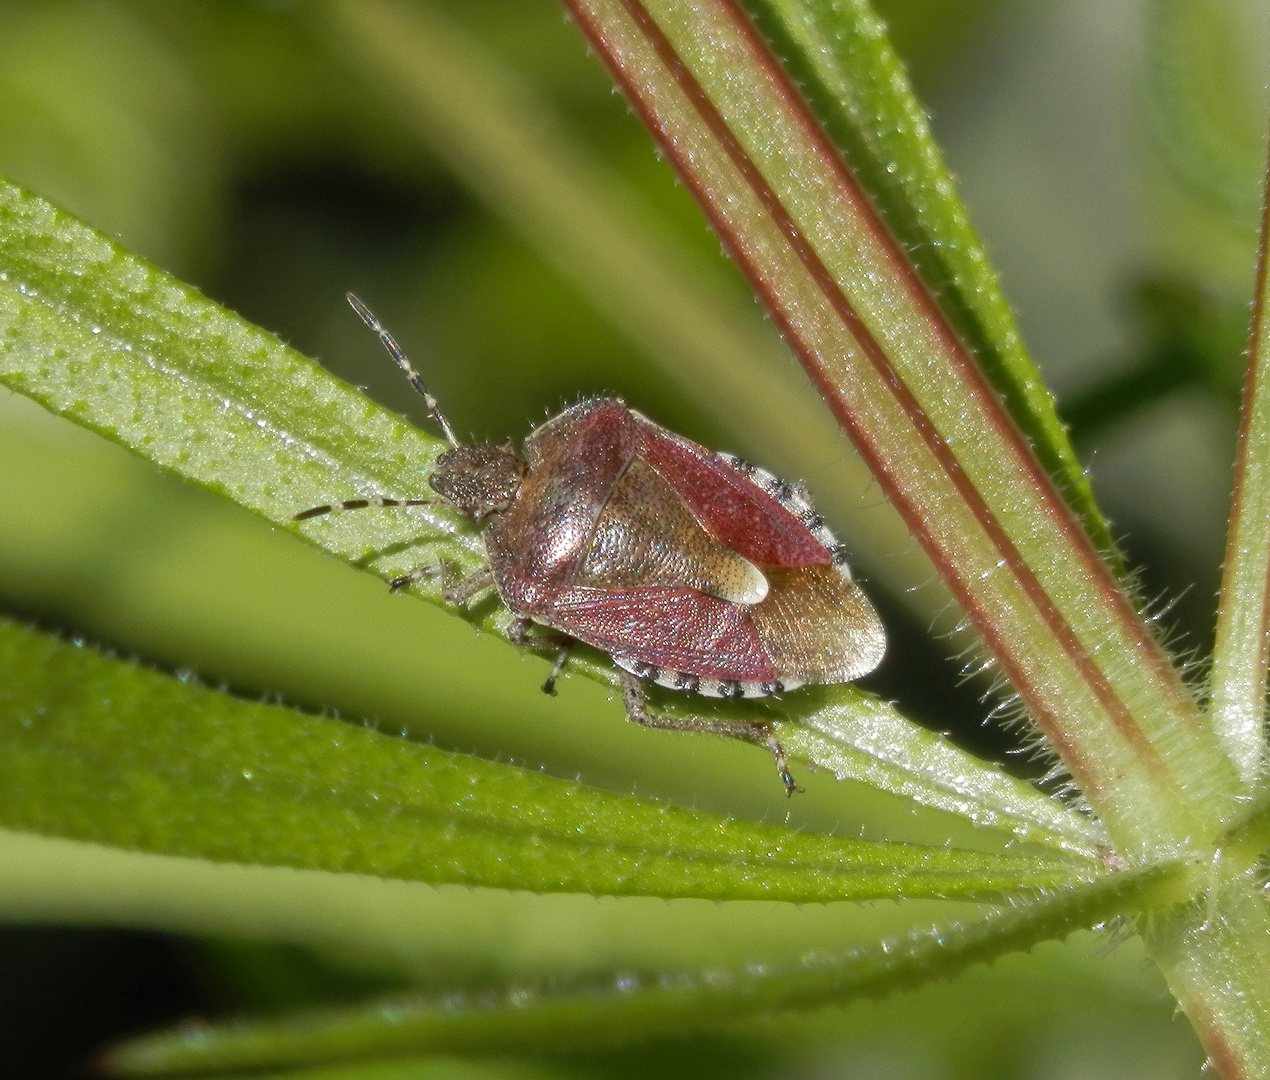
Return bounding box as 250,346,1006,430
297,295,885,793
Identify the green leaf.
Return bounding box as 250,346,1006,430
739,0,1120,567
0,176,1101,856
1144,0,1267,223
0,614,1090,902
774,690,1109,858
1141,53,1270,1072
0,176,468,573
102,862,1182,1076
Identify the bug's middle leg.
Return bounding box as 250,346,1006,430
541,642,574,695
618,672,799,795
507,619,575,695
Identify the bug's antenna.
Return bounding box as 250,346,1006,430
345,292,460,448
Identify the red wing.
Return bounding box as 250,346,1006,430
631,415,831,569
540,585,779,682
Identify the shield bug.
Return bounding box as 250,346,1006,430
296,294,886,793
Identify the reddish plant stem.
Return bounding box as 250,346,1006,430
1211,120,1270,782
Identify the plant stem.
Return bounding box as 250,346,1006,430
1210,122,1270,785
1142,867,1270,1080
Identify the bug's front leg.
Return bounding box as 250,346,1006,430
617,672,800,795
389,559,495,606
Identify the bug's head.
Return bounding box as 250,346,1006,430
428,441,526,522
340,294,524,522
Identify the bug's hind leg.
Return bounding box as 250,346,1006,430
507,620,574,695
618,672,800,795
389,560,494,606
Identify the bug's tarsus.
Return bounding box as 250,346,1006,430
387,566,434,593
507,620,574,695
542,641,574,696
292,497,432,522
766,733,801,796
617,671,800,794
388,560,494,603
345,292,461,448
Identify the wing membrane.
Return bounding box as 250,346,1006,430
752,567,886,681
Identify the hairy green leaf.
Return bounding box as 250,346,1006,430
103,863,1181,1076
775,691,1108,858
244,1061,574,1080
1142,866,1270,1080
0,614,1092,901
1144,0,1266,222
1146,58,1270,1072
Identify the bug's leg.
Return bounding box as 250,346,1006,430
441,566,496,605
617,672,800,795
764,732,799,797
506,620,574,695
389,560,495,606
541,641,574,696
387,566,438,592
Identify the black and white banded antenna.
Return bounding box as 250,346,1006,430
292,294,453,523
345,291,460,449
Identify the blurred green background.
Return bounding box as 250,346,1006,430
0,0,1267,1076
